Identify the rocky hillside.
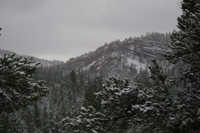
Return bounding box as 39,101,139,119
63,35,171,78
0,32,173,79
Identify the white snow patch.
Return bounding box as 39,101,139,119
110,52,117,57
83,61,96,71
18,71,25,75
126,58,146,72
153,46,162,50
97,66,101,70
128,45,135,51
104,44,109,50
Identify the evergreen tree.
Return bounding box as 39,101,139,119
77,70,85,96
165,0,200,88
164,0,200,131
23,107,35,133
69,69,78,103
0,110,27,133
83,79,101,111
7,111,25,133
61,76,138,132
132,59,179,132
33,102,42,130
70,69,77,84
0,112,9,133
0,54,49,114
41,106,50,133
48,84,80,133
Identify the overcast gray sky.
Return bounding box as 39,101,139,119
0,0,182,62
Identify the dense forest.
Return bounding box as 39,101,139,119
0,0,200,132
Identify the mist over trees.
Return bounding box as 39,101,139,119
0,0,200,132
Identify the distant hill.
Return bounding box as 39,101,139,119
63,32,173,79
0,49,63,67
0,32,174,80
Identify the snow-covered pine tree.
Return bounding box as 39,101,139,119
61,76,138,133
0,54,49,114
61,65,178,132
94,76,136,132
33,102,42,130
165,0,200,89
164,0,200,131
131,60,178,132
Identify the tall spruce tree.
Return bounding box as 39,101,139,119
164,0,200,131
165,0,200,87
69,69,78,104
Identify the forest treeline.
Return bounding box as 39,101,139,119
0,0,200,132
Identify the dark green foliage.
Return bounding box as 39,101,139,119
69,69,79,104
0,110,28,133
0,54,49,114
33,102,41,129
7,112,25,133
23,107,35,133
0,112,9,133
70,69,77,84
41,106,50,133
61,76,138,132
83,77,102,111
164,0,200,87
164,0,200,131
83,84,100,110
132,60,178,132
149,59,168,95
34,65,68,85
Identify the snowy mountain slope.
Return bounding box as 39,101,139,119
0,33,172,79
63,37,170,78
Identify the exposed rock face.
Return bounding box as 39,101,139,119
63,38,169,77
